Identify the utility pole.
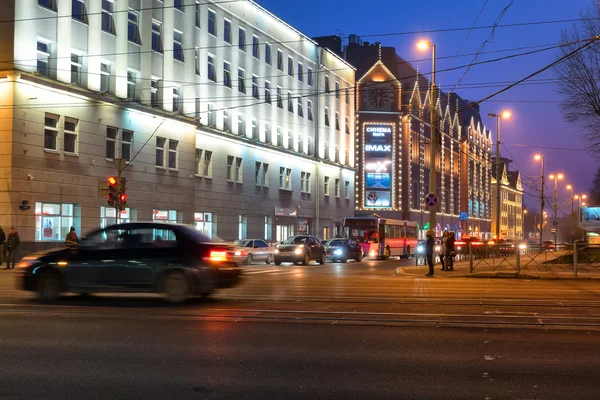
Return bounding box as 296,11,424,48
429,44,438,233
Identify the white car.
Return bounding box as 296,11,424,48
232,239,274,264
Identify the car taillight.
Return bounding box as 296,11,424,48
209,251,228,262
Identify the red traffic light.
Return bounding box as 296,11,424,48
120,194,128,202
108,176,117,185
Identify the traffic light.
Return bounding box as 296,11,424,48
107,176,118,207
117,178,127,211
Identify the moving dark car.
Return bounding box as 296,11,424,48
274,235,325,265
323,238,363,262
16,222,241,303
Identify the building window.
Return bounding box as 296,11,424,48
168,139,178,169
37,41,50,77
334,179,340,198
238,68,246,94
277,49,283,71
128,11,141,44
208,9,216,36
127,70,136,99
195,149,203,175
44,113,58,151
72,0,86,23
153,209,178,225
325,75,330,93
345,181,350,199
207,54,216,81
35,202,75,241
276,86,283,108
298,63,303,82
265,43,271,64
307,100,313,121
279,167,292,190
122,130,132,161
265,216,272,241
297,133,303,153
100,62,110,92
252,75,259,99
288,57,294,76
156,137,166,167
237,114,245,136
195,47,200,75
106,127,117,159
151,22,162,52
195,0,201,27
172,87,180,113
71,53,82,85
264,123,271,144
252,36,260,58
287,130,293,149
262,163,269,187
227,156,234,181
301,172,311,193
238,215,247,239
223,110,230,132
335,81,340,99
100,206,131,228
39,0,57,12
207,103,216,127
324,176,330,196
203,150,213,177
173,30,183,61
151,79,159,107
297,97,304,117
324,107,330,126
255,162,262,186
194,212,213,238
265,81,271,104
238,28,246,51
324,141,329,160
223,61,232,87
235,157,243,183
307,67,313,86
63,117,78,154
223,19,232,44
276,127,283,147
251,119,258,139
345,87,350,104
102,0,115,33
173,0,183,11
287,92,294,113
335,112,340,131
345,116,349,134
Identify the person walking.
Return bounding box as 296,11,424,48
65,226,79,248
0,226,5,266
440,230,448,271
425,229,435,277
5,227,20,269
445,231,456,271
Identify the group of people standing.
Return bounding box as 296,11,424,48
0,226,20,269
424,229,456,277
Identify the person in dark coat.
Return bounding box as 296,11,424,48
65,226,79,248
440,230,448,270
445,231,456,271
425,229,435,277
0,227,5,266
5,227,20,269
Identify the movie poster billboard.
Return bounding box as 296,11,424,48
363,124,393,208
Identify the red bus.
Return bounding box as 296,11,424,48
343,217,419,260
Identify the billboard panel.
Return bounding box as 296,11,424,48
363,124,393,209
580,206,600,232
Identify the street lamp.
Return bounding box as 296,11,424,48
523,209,528,240
488,110,511,239
566,185,575,243
548,173,564,249
575,194,587,241
416,39,438,234
534,154,545,249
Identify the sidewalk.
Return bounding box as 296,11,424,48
395,257,600,280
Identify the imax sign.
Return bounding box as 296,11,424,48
365,144,392,152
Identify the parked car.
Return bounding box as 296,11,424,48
231,239,274,264
322,238,363,263
16,222,241,303
274,235,325,265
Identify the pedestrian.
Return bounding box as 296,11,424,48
0,226,5,266
425,229,435,277
440,230,448,270
65,226,79,248
445,231,456,271
5,227,20,269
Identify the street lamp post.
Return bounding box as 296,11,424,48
417,40,438,233
575,194,587,241
566,185,575,243
488,111,511,240
534,155,545,250
548,173,564,249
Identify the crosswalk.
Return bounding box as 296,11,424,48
241,264,328,277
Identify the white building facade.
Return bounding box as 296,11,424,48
0,0,355,251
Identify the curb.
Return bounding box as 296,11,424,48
395,267,600,280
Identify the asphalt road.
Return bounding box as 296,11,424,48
1,258,599,399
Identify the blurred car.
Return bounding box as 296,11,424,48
322,238,363,263
543,240,555,251
231,239,274,264
274,235,325,265
16,222,241,303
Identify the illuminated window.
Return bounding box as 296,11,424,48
100,206,131,228
153,209,179,224
265,216,272,241
44,113,59,151
195,212,213,238
35,202,76,241
279,167,291,190
238,215,247,239
152,22,162,52
63,117,78,154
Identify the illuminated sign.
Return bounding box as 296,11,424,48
363,123,393,208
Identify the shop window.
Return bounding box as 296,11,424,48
35,202,77,241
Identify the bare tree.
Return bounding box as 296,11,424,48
554,3,600,158
590,167,600,204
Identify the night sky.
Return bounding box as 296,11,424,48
256,0,596,214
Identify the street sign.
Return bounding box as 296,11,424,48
98,181,109,196
551,228,556,235
424,193,439,208
19,205,30,211
553,221,558,226
459,212,468,221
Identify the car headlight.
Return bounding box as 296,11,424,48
17,258,39,269
369,250,376,256
417,245,424,253
274,249,279,254
334,249,342,256
519,244,527,250
294,248,303,255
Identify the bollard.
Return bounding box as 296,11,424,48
469,243,473,273
573,242,578,277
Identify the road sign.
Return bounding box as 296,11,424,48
553,221,558,226
459,212,468,221
424,193,439,208
551,228,556,235
98,181,109,196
